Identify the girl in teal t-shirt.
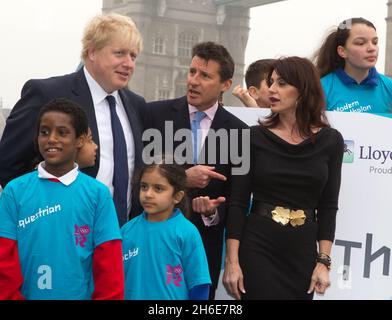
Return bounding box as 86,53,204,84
121,161,211,300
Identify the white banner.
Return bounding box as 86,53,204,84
216,107,392,300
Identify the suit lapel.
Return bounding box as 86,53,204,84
70,69,100,177
159,97,191,162
209,106,229,131
70,69,98,137
118,89,143,168
171,96,191,131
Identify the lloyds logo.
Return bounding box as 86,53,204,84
343,140,354,163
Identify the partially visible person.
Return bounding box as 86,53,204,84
232,85,258,108
0,13,146,226
0,98,123,300
315,17,392,114
76,128,98,168
144,42,249,299
223,57,344,300
122,160,211,300
232,59,275,108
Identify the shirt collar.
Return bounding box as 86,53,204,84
335,67,379,87
83,67,120,105
37,162,79,186
188,101,219,120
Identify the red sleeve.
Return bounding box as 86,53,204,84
0,237,25,300
92,239,124,300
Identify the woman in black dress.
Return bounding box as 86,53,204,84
223,57,344,300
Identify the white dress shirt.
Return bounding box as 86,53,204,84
83,67,135,213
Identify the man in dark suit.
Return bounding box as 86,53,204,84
0,13,145,224
144,42,249,299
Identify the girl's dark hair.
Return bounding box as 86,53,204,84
33,98,89,167
314,17,376,77
137,158,189,217
261,56,330,140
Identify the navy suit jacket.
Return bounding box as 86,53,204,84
0,68,145,217
145,96,249,289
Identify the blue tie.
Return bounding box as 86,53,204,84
106,95,129,226
191,111,207,164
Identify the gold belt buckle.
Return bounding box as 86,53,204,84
271,206,306,227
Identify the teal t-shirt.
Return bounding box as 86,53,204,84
121,209,211,300
0,171,121,299
321,68,392,114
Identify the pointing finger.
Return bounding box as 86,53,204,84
206,170,227,181
211,197,226,206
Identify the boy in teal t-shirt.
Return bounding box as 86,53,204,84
0,98,124,300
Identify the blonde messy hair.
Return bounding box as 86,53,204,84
81,13,142,62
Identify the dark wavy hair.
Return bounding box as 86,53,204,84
260,56,330,141
314,17,376,77
192,41,234,82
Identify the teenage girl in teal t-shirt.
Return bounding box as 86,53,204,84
315,17,392,115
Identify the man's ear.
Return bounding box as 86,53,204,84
221,79,233,93
337,45,347,59
173,190,185,204
248,86,259,99
87,47,97,62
